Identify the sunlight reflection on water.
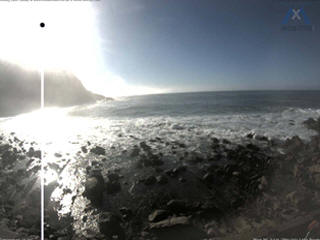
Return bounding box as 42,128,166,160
0,107,112,184
3,107,94,145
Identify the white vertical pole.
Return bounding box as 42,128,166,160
40,66,44,240
40,21,45,240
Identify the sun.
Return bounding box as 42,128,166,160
0,1,102,74
0,1,168,98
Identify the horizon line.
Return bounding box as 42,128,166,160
109,88,320,98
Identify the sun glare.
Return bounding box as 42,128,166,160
0,2,101,73
0,2,167,97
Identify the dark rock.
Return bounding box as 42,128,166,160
246,143,260,151
105,180,121,194
145,176,157,185
165,167,186,177
172,166,187,175
152,157,164,166
270,138,283,146
0,143,10,152
15,207,41,229
199,201,223,217
130,146,140,157
149,216,190,229
202,173,215,185
140,141,151,151
30,165,41,174
313,174,320,186
1,150,16,167
34,150,41,159
48,162,60,172
57,237,69,240
85,166,92,174
63,188,72,195
26,147,41,159
119,207,132,220
165,169,175,177
304,118,320,132
140,231,150,238
304,117,317,126
149,217,207,240
83,176,104,207
98,212,125,240
27,147,35,157
254,135,269,141
222,139,231,144
179,177,186,183
285,136,304,148
107,173,120,182
155,167,163,173
156,175,168,185
178,142,186,148
81,146,88,153
211,137,219,144
91,161,100,167
286,190,313,211
246,133,254,139
137,155,164,168
54,153,62,158
167,200,188,213
188,155,204,164
90,146,106,155
148,210,170,222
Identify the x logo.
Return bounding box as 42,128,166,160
282,7,311,25
291,9,301,21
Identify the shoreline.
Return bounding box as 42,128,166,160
0,118,320,239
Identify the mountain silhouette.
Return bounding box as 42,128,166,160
0,61,109,117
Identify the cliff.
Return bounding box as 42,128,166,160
0,61,109,117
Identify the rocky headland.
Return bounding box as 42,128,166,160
0,61,111,117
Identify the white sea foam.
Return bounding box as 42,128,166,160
0,107,319,157
102,107,320,146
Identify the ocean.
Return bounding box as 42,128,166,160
1,90,320,236
1,90,319,177
1,90,320,149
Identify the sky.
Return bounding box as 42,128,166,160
0,0,320,96
89,0,320,95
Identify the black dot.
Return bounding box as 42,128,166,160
40,22,45,28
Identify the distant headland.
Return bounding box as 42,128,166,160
0,61,112,117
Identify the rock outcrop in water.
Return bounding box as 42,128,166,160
0,61,111,117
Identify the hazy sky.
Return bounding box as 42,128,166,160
90,0,320,94
0,0,319,97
